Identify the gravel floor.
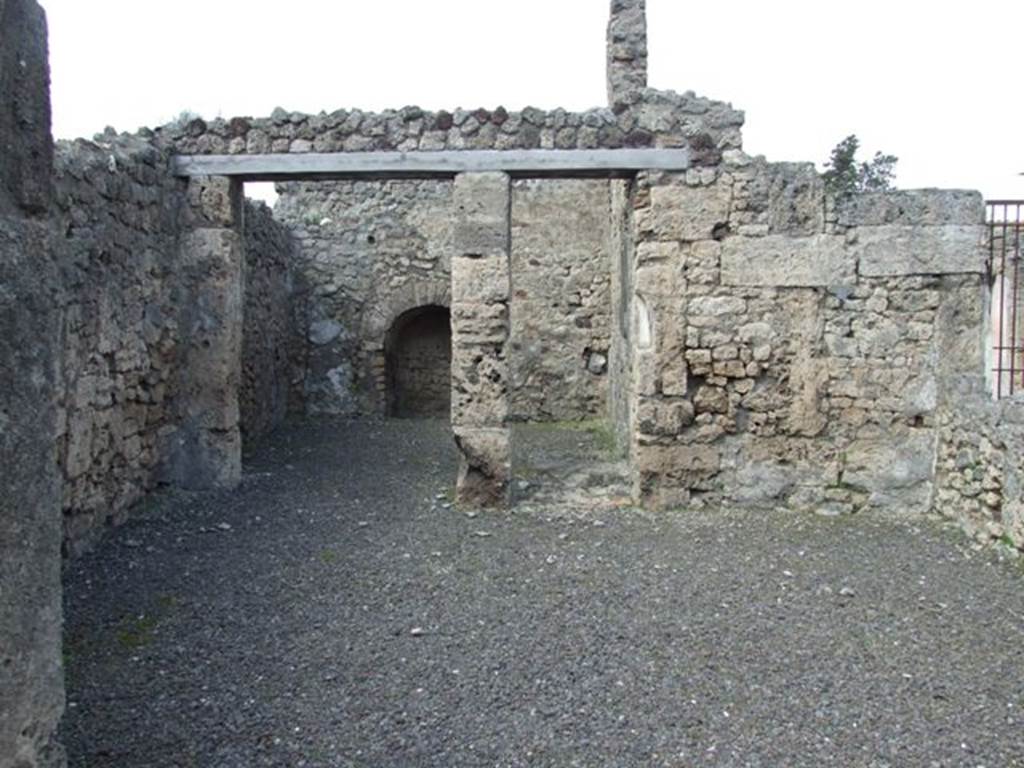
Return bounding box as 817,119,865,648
62,418,1024,768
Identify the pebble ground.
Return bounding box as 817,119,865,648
62,418,1024,767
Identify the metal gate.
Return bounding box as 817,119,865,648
988,200,1024,397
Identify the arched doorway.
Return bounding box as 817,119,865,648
385,305,452,417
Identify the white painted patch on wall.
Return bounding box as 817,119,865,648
635,294,653,350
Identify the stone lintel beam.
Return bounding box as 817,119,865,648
451,172,512,508
171,148,689,181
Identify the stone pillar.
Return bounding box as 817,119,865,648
607,0,648,111
163,176,244,490
0,2,66,766
451,172,512,508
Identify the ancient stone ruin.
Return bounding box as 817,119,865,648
2,0,1023,764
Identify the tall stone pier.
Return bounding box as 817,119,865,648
607,0,648,110
162,176,245,490
0,2,66,765
450,172,512,507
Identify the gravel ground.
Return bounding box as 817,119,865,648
62,418,1024,768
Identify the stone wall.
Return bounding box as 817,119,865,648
509,180,612,421
52,135,187,551
0,1,65,765
935,381,1024,548
156,92,742,164
274,179,453,415
626,157,990,519
274,179,614,422
240,199,297,440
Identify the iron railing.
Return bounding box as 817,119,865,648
988,200,1024,398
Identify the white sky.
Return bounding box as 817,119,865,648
43,0,1024,203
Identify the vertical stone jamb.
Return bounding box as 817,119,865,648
607,0,648,111
451,172,512,508
0,2,66,766
165,175,244,489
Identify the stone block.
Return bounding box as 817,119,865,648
721,234,851,287
187,175,242,229
453,171,510,255
642,181,731,242
854,225,985,277
451,253,510,304
454,426,511,508
632,443,721,508
843,430,937,511
451,343,509,427
838,190,984,227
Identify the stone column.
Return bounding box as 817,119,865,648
451,172,512,508
163,176,244,490
0,2,66,766
607,0,648,111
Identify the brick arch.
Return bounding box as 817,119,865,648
360,280,451,414
360,280,451,344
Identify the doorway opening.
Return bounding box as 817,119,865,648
385,305,452,418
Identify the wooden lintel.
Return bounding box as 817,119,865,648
171,148,690,181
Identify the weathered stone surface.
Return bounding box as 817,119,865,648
642,181,731,241
0,4,64,766
843,430,936,511
838,189,984,227
721,234,850,287
452,171,511,256
854,225,986,277
0,218,64,768
509,180,612,420
454,427,511,508
0,0,52,216
162,201,244,491
607,0,648,110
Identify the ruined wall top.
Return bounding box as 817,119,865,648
148,1,742,162
607,0,648,111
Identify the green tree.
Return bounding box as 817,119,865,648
822,135,898,196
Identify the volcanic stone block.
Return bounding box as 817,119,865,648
853,225,986,277
454,427,511,508
721,234,851,287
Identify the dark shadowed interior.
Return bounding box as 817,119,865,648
385,304,451,418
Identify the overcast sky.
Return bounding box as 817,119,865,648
43,0,1024,204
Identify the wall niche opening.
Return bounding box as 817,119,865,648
385,304,452,418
